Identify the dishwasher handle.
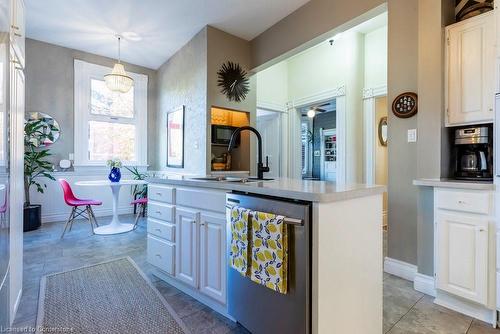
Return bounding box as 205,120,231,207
225,204,304,226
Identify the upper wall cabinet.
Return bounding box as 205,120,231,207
446,12,495,127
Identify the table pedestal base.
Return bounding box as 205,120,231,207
94,223,135,235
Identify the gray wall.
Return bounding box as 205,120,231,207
25,38,159,169
206,26,256,174
156,28,208,174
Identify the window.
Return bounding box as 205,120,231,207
74,60,148,166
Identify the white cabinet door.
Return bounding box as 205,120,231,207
446,12,495,126
199,212,226,304
436,211,489,304
175,208,198,287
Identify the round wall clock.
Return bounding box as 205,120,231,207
392,92,418,118
217,61,250,102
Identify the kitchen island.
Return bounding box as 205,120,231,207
146,174,385,334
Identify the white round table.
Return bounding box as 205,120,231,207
75,180,147,235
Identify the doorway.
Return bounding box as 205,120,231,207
256,109,283,178
299,100,337,181
374,96,388,228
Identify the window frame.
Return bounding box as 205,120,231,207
74,59,148,167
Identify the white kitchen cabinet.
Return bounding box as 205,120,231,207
175,208,199,288
199,212,226,304
435,211,489,304
446,11,495,126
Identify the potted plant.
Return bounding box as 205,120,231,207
107,159,122,182
125,166,148,216
24,119,56,231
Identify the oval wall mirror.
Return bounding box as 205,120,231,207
27,112,61,147
378,116,388,146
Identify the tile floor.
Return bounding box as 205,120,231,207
8,216,500,333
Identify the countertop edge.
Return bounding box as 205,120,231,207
413,178,495,191
147,177,386,202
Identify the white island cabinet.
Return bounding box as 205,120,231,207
146,176,385,334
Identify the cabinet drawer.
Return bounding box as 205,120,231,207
435,188,492,215
176,187,226,213
147,235,175,275
148,202,175,222
149,184,175,204
148,218,175,242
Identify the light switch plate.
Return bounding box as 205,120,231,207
407,129,417,143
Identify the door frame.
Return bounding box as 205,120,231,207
288,86,346,183
362,85,387,184
256,106,286,178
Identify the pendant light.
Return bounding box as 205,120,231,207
104,36,133,93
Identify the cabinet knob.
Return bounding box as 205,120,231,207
458,200,466,205
14,32,22,38
479,228,485,232
200,223,205,226
10,25,19,30
191,220,196,224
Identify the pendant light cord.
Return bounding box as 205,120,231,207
117,36,121,64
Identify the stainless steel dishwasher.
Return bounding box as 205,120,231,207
226,192,311,334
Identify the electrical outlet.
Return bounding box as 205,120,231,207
407,129,417,143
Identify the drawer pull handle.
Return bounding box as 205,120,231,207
458,200,466,205
14,32,22,37
155,254,162,258
479,228,485,232
156,211,161,214
155,228,162,232
191,220,196,224
200,223,205,226
156,192,162,196
11,25,19,30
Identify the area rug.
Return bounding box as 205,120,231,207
36,257,190,334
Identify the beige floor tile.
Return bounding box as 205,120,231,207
388,295,472,334
467,320,500,334
383,274,424,333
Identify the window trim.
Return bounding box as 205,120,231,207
74,59,148,166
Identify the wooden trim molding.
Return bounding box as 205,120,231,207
362,85,388,99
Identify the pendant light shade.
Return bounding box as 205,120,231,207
104,36,133,93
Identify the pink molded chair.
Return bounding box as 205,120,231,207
131,197,147,229
59,179,102,238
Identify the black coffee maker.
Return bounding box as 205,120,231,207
453,126,493,181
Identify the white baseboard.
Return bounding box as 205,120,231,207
414,273,436,297
42,206,134,223
435,290,497,326
384,257,417,281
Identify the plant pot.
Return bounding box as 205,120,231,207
23,204,41,232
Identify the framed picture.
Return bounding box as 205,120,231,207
167,106,185,168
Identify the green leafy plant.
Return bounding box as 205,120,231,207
106,159,122,168
24,119,56,206
125,166,147,199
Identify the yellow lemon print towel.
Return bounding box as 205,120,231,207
229,206,250,276
250,211,288,294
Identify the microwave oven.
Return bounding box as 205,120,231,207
211,125,240,146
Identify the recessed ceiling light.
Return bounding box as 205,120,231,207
122,31,142,42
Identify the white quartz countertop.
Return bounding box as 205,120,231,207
413,178,495,190
146,175,386,202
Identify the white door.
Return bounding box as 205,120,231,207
435,211,489,304
256,110,282,178
175,208,199,287
446,12,495,126
199,212,226,304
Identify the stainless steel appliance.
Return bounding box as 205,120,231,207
453,126,493,180
227,192,311,334
211,124,240,146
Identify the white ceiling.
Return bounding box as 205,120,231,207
25,0,310,69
